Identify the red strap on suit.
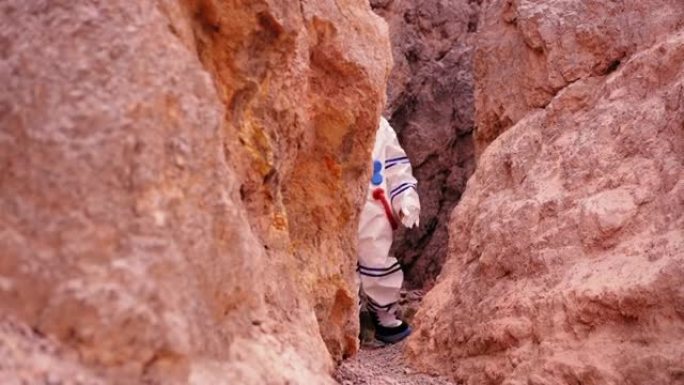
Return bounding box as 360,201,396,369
372,188,398,230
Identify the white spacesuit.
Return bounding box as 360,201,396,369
358,117,420,343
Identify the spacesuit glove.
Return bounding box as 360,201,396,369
399,192,420,229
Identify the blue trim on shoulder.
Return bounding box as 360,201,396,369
389,182,411,195
385,156,408,164
385,159,410,169
390,184,417,203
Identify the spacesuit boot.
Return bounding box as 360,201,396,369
370,303,412,343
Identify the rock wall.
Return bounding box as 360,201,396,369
473,0,684,155
180,0,392,362
371,0,479,289
407,0,684,384
0,1,391,384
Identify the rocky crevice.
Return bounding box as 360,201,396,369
371,0,479,289
2,1,684,384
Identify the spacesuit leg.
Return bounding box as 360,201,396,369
357,206,403,319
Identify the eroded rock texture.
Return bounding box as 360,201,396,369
181,0,392,363
371,0,479,289
473,0,684,155
408,1,684,384
0,316,107,385
0,1,391,384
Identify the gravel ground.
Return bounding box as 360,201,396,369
334,289,457,385
334,340,457,385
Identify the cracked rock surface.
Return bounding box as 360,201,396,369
406,1,684,383
0,1,391,383
473,0,684,154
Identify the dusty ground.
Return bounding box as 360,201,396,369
335,341,457,385
335,290,458,385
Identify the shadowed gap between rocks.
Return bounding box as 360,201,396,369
372,0,479,290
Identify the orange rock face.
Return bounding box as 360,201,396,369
181,0,392,363
407,1,684,384
0,1,391,384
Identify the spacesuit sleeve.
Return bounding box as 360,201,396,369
380,118,419,216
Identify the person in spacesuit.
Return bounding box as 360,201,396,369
358,116,420,344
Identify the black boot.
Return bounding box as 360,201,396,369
370,309,412,343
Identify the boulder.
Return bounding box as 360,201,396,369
407,1,684,382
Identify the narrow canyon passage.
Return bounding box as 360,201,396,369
1,1,683,384
330,2,480,382
372,0,479,290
